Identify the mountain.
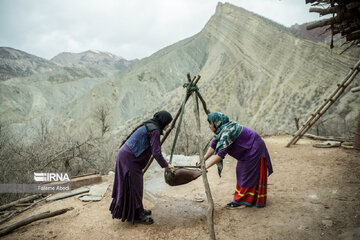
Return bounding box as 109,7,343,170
1,2,359,145
114,2,359,137
51,50,138,69
0,47,58,81
111,2,359,140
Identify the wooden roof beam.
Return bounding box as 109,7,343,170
306,16,340,30
309,6,338,16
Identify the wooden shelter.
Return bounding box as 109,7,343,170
306,0,360,50
287,1,360,147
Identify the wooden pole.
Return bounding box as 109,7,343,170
0,194,41,212
294,118,300,130
173,165,200,168
196,90,211,115
0,207,73,237
191,76,215,240
309,6,337,15
306,17,339,30
0,195,51,225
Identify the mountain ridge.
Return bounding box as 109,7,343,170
1,2,358,144
50,50,138,69
0,47,58,81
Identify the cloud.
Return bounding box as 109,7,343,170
0,0,322,60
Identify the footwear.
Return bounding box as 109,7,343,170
225,202,246,209
144,209,152,216
136,215,154,225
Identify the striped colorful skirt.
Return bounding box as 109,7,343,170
233,157,268,207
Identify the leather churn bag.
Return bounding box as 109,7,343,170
164,168,202,186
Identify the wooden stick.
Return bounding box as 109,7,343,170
303,134,353,142
0,195,51,225
0,207,73,237
192,79,215,240
173,165,200,168
294,118,300,130
0,211,12,217
352,86,360,93
0,211,17,225
194,75,201,85
0,194,41,212
14,203,32,207
196,91,211,115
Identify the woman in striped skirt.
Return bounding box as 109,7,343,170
200,112,273,208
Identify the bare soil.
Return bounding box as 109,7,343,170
2,136,360,240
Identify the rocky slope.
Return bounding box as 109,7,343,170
1,3,359,146
0,47,58,81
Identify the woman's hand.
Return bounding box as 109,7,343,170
205,155,222,169
196,162,201,168
165,164,173,172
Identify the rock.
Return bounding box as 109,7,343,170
313,141,341,148
108,171,115,175
322,220,333,227
308,194,318,200
78,182,110,202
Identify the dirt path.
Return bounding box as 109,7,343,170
2,136,360,240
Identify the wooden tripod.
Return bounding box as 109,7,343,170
143,73,216,240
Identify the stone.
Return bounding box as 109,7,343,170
322,220,333,227
78,182,110,202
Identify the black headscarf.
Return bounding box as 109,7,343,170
144,110,173,135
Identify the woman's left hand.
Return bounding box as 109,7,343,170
165,164,173,172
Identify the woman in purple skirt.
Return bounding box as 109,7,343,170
199,112,273,208
109,111,173,224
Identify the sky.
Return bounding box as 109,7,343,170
0,0,323,60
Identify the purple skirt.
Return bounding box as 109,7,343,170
109,145,147,224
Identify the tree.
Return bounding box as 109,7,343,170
94,105,110,136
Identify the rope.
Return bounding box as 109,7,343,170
168,82,199,164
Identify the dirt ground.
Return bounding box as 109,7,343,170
2,136,360,240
